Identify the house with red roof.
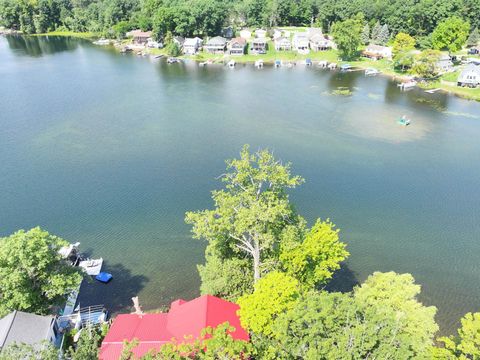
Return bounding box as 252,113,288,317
99,295,249,360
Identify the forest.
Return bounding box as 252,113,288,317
0,0,479,43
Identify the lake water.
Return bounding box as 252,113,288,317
1,35,479,333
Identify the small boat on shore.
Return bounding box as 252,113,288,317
340,64,352,72
305,58,312,66
328,62,337,70
365,68,380,76
274,60,281,68
398,80,417,90
228,60,235,68
398,115,411,126
255,59,264,68
93,39,110,46
79,258,103,276
167,57,179,64
96,272,113,283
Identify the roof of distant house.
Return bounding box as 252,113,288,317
99,295,249,360
206,36,227,46
0,311,55,350
366,44,391,51
230,37,246,46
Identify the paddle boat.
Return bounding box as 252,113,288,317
340,64,352,72
305,58,312,66
228,60,236,68
398,115,411,126
255,59,264,68
328,62,337,70
365,68,380,76
398,80,417,90
93,39,110,46
274,60,281,68
96,272,113,283
167,57,179,64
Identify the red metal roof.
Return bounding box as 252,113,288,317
99,295,249,359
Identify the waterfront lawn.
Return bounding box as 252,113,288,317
34,30,98,39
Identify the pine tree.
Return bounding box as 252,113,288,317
371,21,382,44
378,24,390,45
467,28,480,47
361,23,370,44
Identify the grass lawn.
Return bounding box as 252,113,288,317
34,31,98,39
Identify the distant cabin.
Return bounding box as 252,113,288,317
436,54,454,73
309,33,333,51
292,33,309,52
275,37,292,51
204,36,227,54
457,64,480,87
272,29,282,40
183,37,202,55
250,38,268,54
228,37,247,56
255,29,267,38
126,30,152,45
0,311,60,352
363,44,392,60
173,36,185,48
239,29,252,40
222,27,234,39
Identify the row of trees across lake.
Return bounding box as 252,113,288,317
0,0,479,44
1,145,479,359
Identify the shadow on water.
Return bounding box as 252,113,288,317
324,263,359,293
5,35,80,57
77,262,148,314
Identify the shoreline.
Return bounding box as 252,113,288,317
4,31,480,102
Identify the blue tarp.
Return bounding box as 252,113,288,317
96,272,113,283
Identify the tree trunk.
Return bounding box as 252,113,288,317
252,241,261,282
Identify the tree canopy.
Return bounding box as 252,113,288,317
331,17,362,60
431,16,470,52
0,227,83,317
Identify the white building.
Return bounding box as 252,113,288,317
183,37,203,55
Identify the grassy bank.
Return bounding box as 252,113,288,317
34,30,98,39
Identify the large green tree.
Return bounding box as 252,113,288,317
279,219,349,288
259,272,438,360
431,16,470,52
331,17,362,59
237,271,300,337
186,145,303,284
436,312,480,359
0,227,83,316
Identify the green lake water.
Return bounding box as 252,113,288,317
1,35,479,333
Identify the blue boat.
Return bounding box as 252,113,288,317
340,64,352,71
95,272,113,283
274,60,281,68
305,58,312,66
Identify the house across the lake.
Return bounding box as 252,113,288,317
275,37,292,51
127,30,152,45
173,36,185,48
309,33,334,51
255,29,267,38
204,36,227,54
239,29,252,40
250,38,268,54
292,32,309,53
228,37,247,55
183,37,202,55
0,311,60,352
457,64,480,87
363,44,392,60
436,54,454,73
99,295,249,360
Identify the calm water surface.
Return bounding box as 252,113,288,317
1,36,479,333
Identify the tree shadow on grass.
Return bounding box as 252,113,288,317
323,263,359,293
77,261,148,315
